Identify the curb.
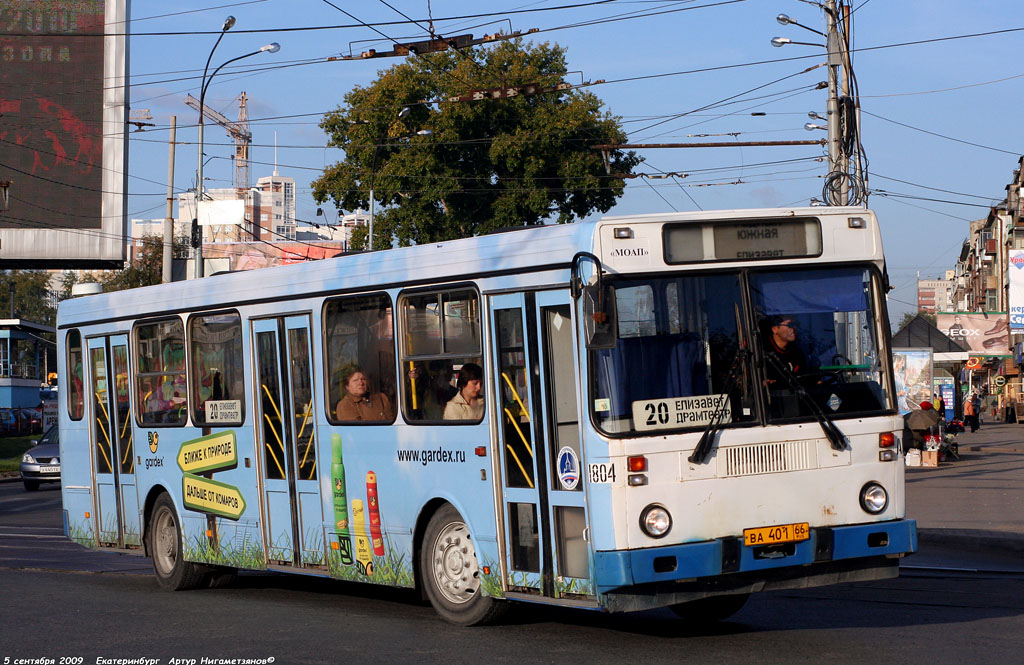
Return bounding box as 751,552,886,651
917,527,1024,554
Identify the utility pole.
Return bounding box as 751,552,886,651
824,0,844,204
164,116,176,284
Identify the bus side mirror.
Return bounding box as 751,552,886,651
583,284,617,349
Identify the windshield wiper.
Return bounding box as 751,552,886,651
764,353,847,451
689,349,748,465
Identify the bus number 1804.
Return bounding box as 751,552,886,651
588,463,617,484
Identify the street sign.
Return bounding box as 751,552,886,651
176,431,238,474
182,473,246,520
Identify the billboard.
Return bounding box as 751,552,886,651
936,311,1010,357
0,1,128,267
204,241,347,271
1010,250,1024,331
893,348,933,416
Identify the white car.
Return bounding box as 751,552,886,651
20,426,59,491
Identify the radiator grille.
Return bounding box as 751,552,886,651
721,440,817,477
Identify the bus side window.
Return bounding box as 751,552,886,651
67,329,84,420
189,312,245,427
400,289,484,423
135,319,187,426
324,293,397,424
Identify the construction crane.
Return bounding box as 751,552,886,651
184,91,252,192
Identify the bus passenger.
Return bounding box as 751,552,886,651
762,315,808,385
336,369,394,422
443,363,484,420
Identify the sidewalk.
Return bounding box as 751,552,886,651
907,421,1024,553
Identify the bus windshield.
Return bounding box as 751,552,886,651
590,265,891,436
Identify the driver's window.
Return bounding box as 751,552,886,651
749,267,889,419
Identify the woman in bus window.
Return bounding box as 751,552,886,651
443,363,484,421
336,368,394,422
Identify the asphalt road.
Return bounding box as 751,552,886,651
3,481,1024,664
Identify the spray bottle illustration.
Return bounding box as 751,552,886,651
366,471,385,556
330,433,353,565
351,498,374,576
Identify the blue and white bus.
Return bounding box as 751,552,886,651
58,206,915,625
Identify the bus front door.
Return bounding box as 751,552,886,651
252,316,325,569
490,291,593,601
86,334,141,548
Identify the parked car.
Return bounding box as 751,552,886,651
20,425,59,491
18,408,42,434
0,408,21,435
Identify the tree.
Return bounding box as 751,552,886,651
896,310,937,331
313,40,640,249
0,270,57,326
67,235,187,294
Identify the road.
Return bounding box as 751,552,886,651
3,481,1024,664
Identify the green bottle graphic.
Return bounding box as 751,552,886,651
331,433,353,565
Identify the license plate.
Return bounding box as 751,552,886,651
39,465,59,474
743,522,809,547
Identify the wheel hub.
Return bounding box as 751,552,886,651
432,522,479,605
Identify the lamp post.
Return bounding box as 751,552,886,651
193,15,280,278
366,106,410,251
771,1,854,204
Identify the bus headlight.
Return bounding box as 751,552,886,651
859,482,888,514
640,504,672,538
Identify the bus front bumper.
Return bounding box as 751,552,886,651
593,519,916,607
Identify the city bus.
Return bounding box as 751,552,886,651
57,206,916,625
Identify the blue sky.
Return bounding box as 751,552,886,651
124,1,1022,322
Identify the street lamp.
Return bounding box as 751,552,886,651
366,107,431,250
193,15,280,278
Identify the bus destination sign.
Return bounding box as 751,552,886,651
713,219,815,260
632,394,731,431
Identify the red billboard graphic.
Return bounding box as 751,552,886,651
204,242,348,271
0,1,105,230
936,312,1010,357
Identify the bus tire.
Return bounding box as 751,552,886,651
420,504,505,626
669,593,750,623
148,493,209,590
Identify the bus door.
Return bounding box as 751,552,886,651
252,315,324,568
490,291,592,600
86,334,141,548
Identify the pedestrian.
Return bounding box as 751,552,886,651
972,392,982,430
964,393,978,433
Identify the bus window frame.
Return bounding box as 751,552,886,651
186,308,246,428
132,315,189,428
747,261,897,425
66,328,85,421
397,283,484,426
586,261,895,439
321,291,399,427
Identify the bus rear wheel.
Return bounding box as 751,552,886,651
148,493,209,590
669,593,750,623
420,504,505,626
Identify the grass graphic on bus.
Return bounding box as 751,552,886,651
326,532,414,587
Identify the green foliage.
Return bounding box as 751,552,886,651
68,235,187,294
897,310,937,331
0,270,56,327
313,40,640,249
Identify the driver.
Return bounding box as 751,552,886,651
762,315,809,385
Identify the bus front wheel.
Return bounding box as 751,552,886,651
420,504,505,626
148,493,209,590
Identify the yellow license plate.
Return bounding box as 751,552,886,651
743,522,810,547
